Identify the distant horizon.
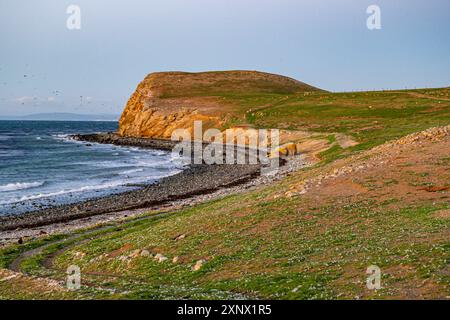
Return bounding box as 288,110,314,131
0,112,119,121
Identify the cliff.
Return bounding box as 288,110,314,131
118,70,322,138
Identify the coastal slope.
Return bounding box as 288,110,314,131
1,125,448,299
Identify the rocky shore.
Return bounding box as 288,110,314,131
0,134,266,232
0,164,262,231
71,132,181,151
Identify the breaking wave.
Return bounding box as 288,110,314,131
0,181,45,192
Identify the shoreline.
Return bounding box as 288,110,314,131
71,132,181,151
0,163,261,231
0,133,305,245
0,133,260,238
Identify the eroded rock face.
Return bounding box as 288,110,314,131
119,77,220,138
118,71,321,139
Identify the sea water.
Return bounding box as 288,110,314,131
0,120,182,215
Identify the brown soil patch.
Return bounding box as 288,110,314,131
433,209,450,219
418,186,450,192
318,179,368,197
108,243,133,258
335,133,359,148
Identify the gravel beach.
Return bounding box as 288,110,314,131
0,134,263,231
0,163,261,231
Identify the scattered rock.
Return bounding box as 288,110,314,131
192,259,207,271
284,191,295,198
174,234,186,241
0,274,19,282
140,249,151,257
74,251,86,259
129,249,141,258
154,253,168,263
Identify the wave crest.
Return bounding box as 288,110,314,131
0,181,44,192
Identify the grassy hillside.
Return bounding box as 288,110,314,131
148,70,323,98
223,87,450,161
0,87,449,299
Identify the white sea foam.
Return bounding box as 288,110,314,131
0,180,126,205
119,168,144,175
52,134,70,139
51,134,80,144
0,168,182,205
0,181,44,192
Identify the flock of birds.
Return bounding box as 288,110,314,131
0,66,114,111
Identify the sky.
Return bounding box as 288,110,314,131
0,0,449,117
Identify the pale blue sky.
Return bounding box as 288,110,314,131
0,0,449,116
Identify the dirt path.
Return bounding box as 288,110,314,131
5,210,254,298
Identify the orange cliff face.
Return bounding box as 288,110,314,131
118,70,323,139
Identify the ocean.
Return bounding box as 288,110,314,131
0,120,182,215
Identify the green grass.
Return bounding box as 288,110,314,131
47,192,449,299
